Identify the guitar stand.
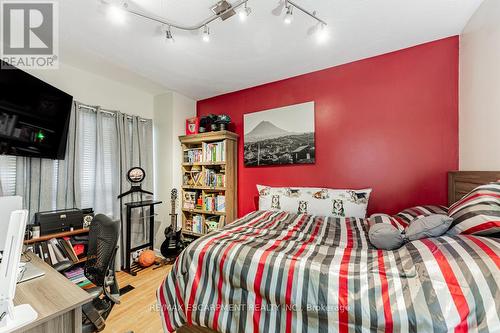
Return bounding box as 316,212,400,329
122,200,162,276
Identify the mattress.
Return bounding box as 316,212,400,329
157,210,500,332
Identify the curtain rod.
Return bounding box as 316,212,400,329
77,103,151,122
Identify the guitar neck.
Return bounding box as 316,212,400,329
170,200,177,229
170,189,178,230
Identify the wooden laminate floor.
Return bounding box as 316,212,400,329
103,261,172,333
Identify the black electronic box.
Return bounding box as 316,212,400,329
34,208,84,235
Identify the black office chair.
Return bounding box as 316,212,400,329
80,214,121,333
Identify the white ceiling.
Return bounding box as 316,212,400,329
59,0,484,100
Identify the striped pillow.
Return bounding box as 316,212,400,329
448,183,500,235
395,205,448,224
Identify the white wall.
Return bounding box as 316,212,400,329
460,0,500,169
153,92,196,251
27,63,155,119
172,93,197,192
153,92,174,234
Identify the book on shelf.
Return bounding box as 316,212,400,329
63,267,93,289
33,242,50,265
192,215,203,234
48,238,68,262
31,241,64,266
40,242,51,265
26,235,86,268
61,238,79,263
204,169,225,187
58,239,72,262
204,194,225,212
202,141,225,162
47,242,58,265
180,131,237,237
204,194,215,211
184,148,203,164
216,195,225,212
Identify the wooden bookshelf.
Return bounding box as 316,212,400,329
179,131,238,237
182,208,225,216
24,228,89,244
182,161,226,167
182,185,226,191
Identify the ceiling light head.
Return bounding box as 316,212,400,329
307,23,318,36
283,6,293,25
107,1,128,25
202,25,210,42
211,0,236,21
165,27,174,43
315,23,329,44
239,3,251,22
272,0,286,16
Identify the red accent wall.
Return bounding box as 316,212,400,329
197,37,459,217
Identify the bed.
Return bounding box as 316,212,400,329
157,171,500,333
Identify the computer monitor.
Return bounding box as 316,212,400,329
0,209,37,332
0,196,22,252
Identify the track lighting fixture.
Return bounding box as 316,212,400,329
202,26,210,43
101,0,328,44
283,6,293,25
165,26,174,43
106,1,127,25
315,23,329,44
239,3,251,22
272,1,286,16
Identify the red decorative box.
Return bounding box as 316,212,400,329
186,117,199,135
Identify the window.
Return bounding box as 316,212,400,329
78,109,119,216
0,103,153,218
0,155,17,196
79,110,97,209
51,160,59,211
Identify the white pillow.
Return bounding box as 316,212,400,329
257,185,372,218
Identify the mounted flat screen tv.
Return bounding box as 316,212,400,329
0,60,73,159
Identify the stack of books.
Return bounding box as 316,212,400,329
184,148,202,164
204,194,225,212
202,141,225,162
63,267,93,289
204,169,225,187
31,237,82,267
192,215,203,234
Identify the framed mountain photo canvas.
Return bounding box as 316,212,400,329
244,101,315,166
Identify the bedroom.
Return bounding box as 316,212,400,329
0,0,498,332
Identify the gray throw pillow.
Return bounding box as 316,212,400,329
368,223,405,250
405,214,453,241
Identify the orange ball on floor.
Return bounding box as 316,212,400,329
138,250,156,267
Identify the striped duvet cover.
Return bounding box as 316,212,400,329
157,211,500,333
